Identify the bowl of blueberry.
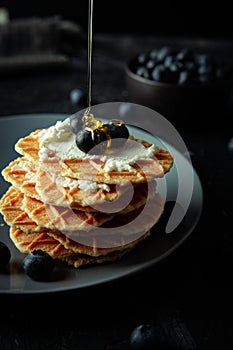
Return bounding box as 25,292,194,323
126,46,233,125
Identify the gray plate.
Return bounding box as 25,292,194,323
0,114,203,294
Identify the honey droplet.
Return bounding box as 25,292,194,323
82,113,94,126
110,119,125,126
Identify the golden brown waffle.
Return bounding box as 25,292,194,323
10,227,133,268
0,187,153,257
2,157,40,200
0,186,41,233
35,168,153,211
22,193,116,232
22,187,162,235
47,229,151,257
15,129,174,184
2,157,155,212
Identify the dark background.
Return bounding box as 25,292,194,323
1,2,233,350
2,0,233,38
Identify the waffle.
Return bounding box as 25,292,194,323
2,157,154,212
35,168,154,211
0,186,162,256
0,186,41,233
2,157,39,200
10,227,135,268
22,192,117,233
15,129,174,184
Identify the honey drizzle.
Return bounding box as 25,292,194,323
85,0,93,117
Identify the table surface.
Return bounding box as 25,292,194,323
0,33,233,350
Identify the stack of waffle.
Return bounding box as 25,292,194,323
0,120,173,268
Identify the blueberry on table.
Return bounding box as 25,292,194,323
0,241,11,268
130,324,160,349
22,250,54,281
69,88,87,106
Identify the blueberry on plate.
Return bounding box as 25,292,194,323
130,324,161,349
22,250,54,281
107,120,129,140
0,241,11,268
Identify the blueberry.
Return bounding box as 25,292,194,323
168,63,181,82
22,250,54,281
137,53,148,64
93,127,108,145
0,241,11,268
149,48,159,59
178,70,194,85
151,64,167,82
130,324,160,349
70,114,83,134
164,55,176,68
146,59,158,71
69,88,87,106
198,64,214,76
197,53,213,66
76,128,95,153
76,127,108,153
151,65,174,83
157,46,173,62
176,48,193,62
136,66,150,79
107,120,129,139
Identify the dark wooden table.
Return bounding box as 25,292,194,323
0,33,233,349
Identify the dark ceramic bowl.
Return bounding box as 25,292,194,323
125,57,233,128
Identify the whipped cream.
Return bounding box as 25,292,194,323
37,118,159,172
55,175,110,192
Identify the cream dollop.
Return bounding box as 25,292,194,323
37,118,159,172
